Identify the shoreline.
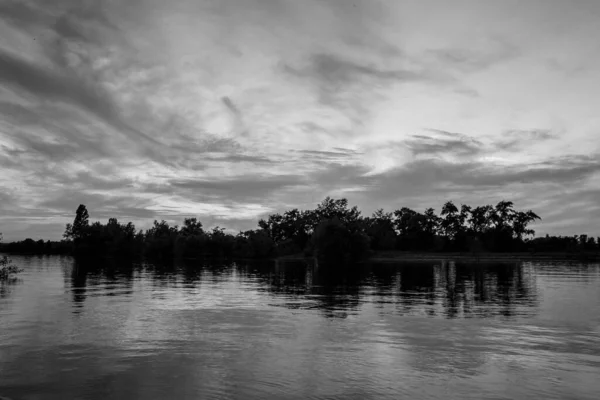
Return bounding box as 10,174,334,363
3,251,598,263
276,251,600,263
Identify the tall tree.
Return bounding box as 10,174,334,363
64,204,90,240
180,218,204,236
423,208,441,236
440,201,460,239
512,210,541,240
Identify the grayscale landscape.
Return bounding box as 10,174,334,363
1,1,599,399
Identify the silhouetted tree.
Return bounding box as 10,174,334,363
6,197,593,261
311,217,370,264
64,204,90,241
364,209,396,250
180,218,204,236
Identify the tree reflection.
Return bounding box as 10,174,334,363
231,260,538,319
67,258,137,313
62,257,539,319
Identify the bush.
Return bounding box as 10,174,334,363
0,255,22,280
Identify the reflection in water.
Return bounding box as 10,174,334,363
232,260,538,319
62,258,540,320
0,279,18,300
1,256,599,400
70,261,87,311
68,258,138,313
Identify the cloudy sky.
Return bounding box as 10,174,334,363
1,0,599,241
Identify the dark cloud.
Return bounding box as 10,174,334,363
288,152,600,221
52,2,120,43
222,96,241,116
331,147,359,154
493,129,558,150
12,133,110,163
167,134,242,154
297,121,330,134
0,1,47,28
296,150,355,157
0,0,118,44
426,40,520,73
0,145,25,169
404,133,483,157
280,52,442,121
380,154,600,190
0,102,114,160
283,52,421,89
309,162,372,190
0,49,160,146
66,171,134,191
169,174,307,202
293,149,361,162
0,189,17,212
207,154,275,164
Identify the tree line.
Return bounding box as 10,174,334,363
1,198,598,261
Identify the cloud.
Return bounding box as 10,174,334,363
293,149,361,162
169,174,307,203
425,38,520,73
404,131,483,157
0,49,159,147
221,96,241,117
2,0,600,241
492,129,558,151
0,1,62,32
370,154,600,194
39,190,156,220
285,52,419,86
281,151,600,237
282,52,434,115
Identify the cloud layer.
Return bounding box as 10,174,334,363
1,0,599,240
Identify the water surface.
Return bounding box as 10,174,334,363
1,256,599,399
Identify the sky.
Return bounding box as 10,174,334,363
1,0,599,241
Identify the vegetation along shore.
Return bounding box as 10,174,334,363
1,197,598,265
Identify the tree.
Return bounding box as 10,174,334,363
313,197,362,229
440,201,460,239
512,210,541,240
364,209,397,250
492,200,515,230
311,218,370,264
64,204,90,240
468,205,493,234
259,208,311,250
423,208,441,237
180,218,204,236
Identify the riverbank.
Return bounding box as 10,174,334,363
277,251,600,263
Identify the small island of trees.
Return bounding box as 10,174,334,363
1,197,599,263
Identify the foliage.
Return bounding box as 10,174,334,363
1,233,23,280
2,197,597,264
1,238,72,254
64,204,90,241
311,218,371,263
0,255,22,280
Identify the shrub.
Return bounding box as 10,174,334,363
0,255,22,280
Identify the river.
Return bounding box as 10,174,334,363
1,255,599,399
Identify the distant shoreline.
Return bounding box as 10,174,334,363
277,251,600,263
3,250,598,263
